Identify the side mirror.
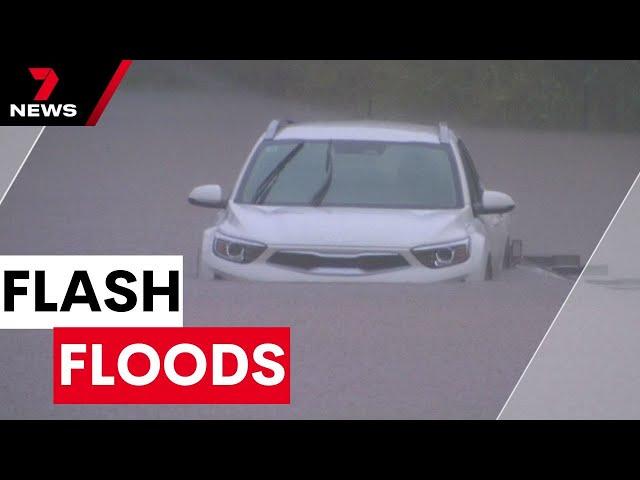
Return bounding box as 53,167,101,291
188,184,227,208
478,190,515,215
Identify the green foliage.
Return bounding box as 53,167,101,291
212,60,640,131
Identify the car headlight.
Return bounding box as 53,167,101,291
412,238,470,268
213,233,267,264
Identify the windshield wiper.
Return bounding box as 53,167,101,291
310,141,334,206
252,143,304,204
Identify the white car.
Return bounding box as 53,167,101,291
189,120,515,283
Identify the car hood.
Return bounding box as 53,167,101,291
218,203,472,249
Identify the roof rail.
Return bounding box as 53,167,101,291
438,122,450,143
264,119,295,140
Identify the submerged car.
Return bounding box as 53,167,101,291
189,120,515,283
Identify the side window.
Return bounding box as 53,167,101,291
457,139,483,211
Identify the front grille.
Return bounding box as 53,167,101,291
267,251,409,272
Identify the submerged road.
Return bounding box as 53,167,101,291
0,61,638,418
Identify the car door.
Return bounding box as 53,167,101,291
457,139,509,273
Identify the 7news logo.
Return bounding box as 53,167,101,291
9,67,77,118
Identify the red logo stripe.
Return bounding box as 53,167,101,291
86,60,132,126
28,67,59,101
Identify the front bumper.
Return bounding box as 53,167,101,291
200,228,488,283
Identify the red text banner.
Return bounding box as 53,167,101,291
53,327,290,404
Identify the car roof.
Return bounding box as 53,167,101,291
274,120,447,143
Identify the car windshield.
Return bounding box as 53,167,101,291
235,140,462,209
